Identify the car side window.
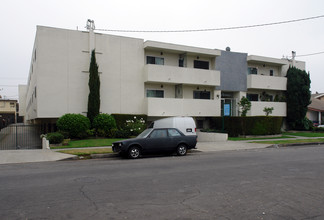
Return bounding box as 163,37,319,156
150,129,167,138
168,129,182,137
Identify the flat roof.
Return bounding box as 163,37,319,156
144,41,221,57
247,55,288,66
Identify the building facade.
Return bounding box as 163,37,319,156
0,99,18,129
19,25,305,129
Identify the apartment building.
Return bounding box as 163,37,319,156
19,25,305,129
0,99,18,128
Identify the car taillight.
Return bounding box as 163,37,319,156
195,128,196,132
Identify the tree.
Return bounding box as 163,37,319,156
286,66,311,129
263,107,274,116
238,96,251,117
87,50,100,125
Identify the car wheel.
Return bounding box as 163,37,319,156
128,146,141,159
176,144,187,156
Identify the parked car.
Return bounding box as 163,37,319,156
112,128,197,159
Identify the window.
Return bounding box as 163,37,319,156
179,58,184,67
150,129,167,138
270,69,274,76
10,102,15,108
147,89,164,98
247,94,259,101
193,91,210,99
146,56,164,65
194,60,209,70
168,129,182,137
248,67,258,75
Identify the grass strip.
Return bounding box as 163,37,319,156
58,148,113,156
228,135,294,141
251,138,324,145
51,138,124,149
282,132,324,137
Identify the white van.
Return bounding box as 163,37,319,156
149,117,196,136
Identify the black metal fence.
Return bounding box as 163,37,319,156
0,124,42,150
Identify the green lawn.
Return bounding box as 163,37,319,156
252,138,324,145
51,138,124,149
283,132,324,137
58,148,113,156
228,135,293,141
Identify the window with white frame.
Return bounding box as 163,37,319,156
248,67,258,75
146,89,164,98
146,56,164,65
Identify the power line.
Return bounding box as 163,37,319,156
96,15,324,33
296,51,324,57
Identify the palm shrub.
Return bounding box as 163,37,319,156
56,114,91,139
92,113,117,137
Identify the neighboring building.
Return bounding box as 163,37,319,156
19,24,305,129
307,93,324,126
0,99,18,128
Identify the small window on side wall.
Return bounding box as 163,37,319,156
270,70,274,76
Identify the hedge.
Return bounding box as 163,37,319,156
208,116,283,137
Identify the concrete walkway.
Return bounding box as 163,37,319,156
0,149,76,165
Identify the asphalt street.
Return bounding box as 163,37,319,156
1,146,324,219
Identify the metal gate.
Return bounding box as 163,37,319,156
0,124,42,150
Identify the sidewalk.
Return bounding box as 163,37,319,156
1,136,323,165
0,149,77,165
0,141,271,165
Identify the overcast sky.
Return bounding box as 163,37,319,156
1,0,323,100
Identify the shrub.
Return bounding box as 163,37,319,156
112,114,147,129
207,116,283,137
124,116,146,136
46,132,64,144
56,114,91,139
114,129,131,138
92,114,117,137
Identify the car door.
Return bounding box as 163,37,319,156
144,129,169,153
167,128,183,151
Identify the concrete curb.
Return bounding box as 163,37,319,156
267,142,324,148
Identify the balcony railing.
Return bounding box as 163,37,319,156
247,74,287,91
145,97,220,117
248,101,286,116
144,64,220,86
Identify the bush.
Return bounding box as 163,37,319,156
46,132,64,144
114,129,131,138
92,114,117,137
208,116,283,137
112,114,147,129
56,114,91,139
124,116,146,136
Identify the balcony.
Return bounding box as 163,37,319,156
145,98,220,117
248,101,286,116
144,64,220,86
247,74,287,91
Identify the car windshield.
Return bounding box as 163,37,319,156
137,128,153,138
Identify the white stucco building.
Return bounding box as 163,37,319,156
19,25,305,130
